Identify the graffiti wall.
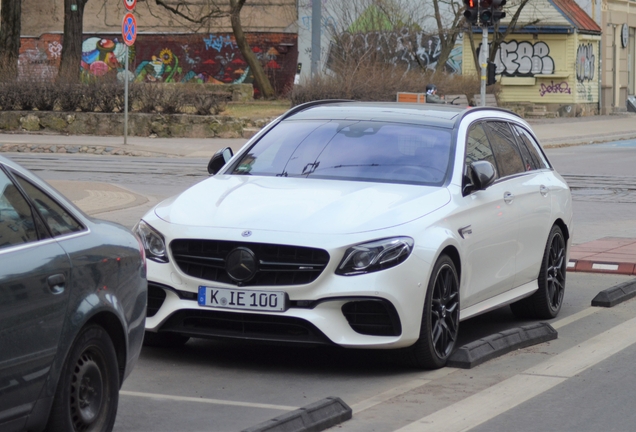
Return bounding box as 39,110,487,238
18,33,298,96
326,29,462,74
18,35,63,81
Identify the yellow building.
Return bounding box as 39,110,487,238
463,0,601,116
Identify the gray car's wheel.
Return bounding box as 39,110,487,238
401,254,460,369
511,225,567,319
143,331,190,348
46,325,119,432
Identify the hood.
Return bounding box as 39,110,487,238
155,175,450,235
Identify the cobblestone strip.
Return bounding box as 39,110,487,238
0,143,161,157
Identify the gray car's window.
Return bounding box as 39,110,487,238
512,125,550,170
0,170,38,249
14,175,84,237
486,122,525,178
465,123,498,177
231,120,452,185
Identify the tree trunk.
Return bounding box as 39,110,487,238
229,0,275,98
0,0,22,80
58,0,88,82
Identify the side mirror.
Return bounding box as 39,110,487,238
207,147,234,175
463,160,496,195
470,160,496,190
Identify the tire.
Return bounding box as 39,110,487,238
143,331,190,348
401,254,460,369
45,325,119,432
510,225,567,320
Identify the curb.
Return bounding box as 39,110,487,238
591,279,636,307
241,397,352,432
0,143,164,157
447,323,558,369
568,259,636,275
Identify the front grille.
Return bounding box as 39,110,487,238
171,240,330,287
160,310,332,345
342,300,402,336
147,283,167,317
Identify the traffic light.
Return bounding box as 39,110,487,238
463,0,478,24
492,0,506,23
487,62,497,85
479,0,493,26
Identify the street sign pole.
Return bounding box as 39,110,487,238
480,25,488,107
122,9,137,145
124,45,129,145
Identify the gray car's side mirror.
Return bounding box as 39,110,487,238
463,160,496,195
207,147,234,175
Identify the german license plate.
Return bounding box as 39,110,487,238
198,286,286,312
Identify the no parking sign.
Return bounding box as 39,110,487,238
124,0,137,11
122,13,137,46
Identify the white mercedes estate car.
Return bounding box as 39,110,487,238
136,101,572,368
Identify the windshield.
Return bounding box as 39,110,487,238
230,120,452,185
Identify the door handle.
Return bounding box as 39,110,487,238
540,185,549,197
47,274,66,294
503,191,514,204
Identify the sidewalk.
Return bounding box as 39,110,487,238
1,111,635,158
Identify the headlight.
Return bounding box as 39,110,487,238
134,220,168,263
336,237,414,276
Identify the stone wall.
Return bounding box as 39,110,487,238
0,111,272,139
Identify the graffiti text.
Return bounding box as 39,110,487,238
576,43,595,82
204,35,235,52
539,81,572,97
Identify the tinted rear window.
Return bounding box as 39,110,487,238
230,120,452,185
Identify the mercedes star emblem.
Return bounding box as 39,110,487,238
225,247,257,282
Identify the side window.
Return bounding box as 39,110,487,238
513,125,550,170
485,122,525,177
465,123,498,177
13,174,84,237
0,170,38,250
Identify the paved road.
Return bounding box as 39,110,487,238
6,142,636,432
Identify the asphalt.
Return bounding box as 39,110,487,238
2,111,636,275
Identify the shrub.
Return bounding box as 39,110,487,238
291,60,486,106
136,83,164,113
57,83,84,112
159,85,183,114
183,89,228,115
32,82,59,111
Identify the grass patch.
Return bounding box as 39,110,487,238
222,100,291,119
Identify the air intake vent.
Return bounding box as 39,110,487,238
147,283,167,317
342,300,402,336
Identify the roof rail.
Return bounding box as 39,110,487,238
280,99,354,121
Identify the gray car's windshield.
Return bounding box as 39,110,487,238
230,120,452,185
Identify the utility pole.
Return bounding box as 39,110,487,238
311,0,321,78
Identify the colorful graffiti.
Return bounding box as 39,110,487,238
20,33,298,96
326,29,463,74
576,43,595,82
539,81,572,97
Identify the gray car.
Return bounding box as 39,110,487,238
0,155,146,432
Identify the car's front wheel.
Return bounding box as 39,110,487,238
511,224,567,319
46,325,119,432
402,254,460,369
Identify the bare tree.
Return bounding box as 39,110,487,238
229,0,275,98
466,0,537,75
0,0,22,80
58,0,89,82
431,0,465,73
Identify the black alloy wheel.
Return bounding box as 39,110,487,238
46,325,119,432
430,260,460,359
401,254,460,369
511,225,567,319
